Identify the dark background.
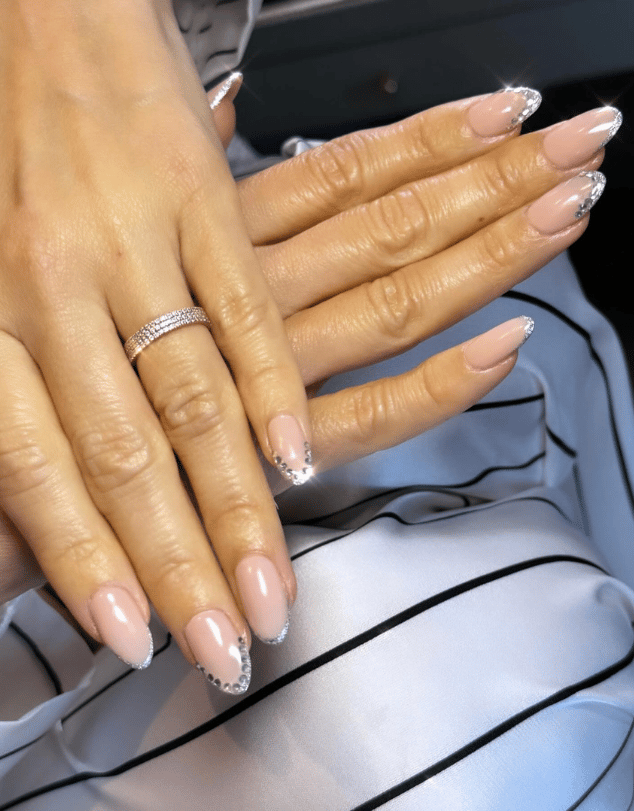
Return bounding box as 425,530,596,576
233,0,634,381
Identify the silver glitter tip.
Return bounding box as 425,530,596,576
600,107,623,148
520,316,535,346
500,86,542,127
575,171,606,219
209,71,243,110
258,616,290,646
131,629,154,670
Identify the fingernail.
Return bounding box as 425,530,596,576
185,610,251,695
267,414,313,486
209,71,243,110
235,555,289,644
467,87,542,137
527,171,605,234
463,316,534,371
542,107,622,169
89,585,153,669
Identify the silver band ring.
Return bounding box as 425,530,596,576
124,307,212,363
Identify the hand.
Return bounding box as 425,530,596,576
239,89,616,487
0,1,310,686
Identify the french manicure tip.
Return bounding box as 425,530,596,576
520,316,535,344
601,107,623,147
209,71,243,110
259,616,290,646
133,630,154,670
503,86,542,126
575,171,606,219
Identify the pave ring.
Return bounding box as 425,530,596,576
124,307,212,363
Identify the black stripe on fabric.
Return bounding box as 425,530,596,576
565,716,634,811
0,555,607,810
547,426,577,458
350,631,634,811
503,290,634,511
296,452,545,528
61,634,173,724
0,635,173,762
198,23,212,33
291,495,572,562
8,623,63,696
0,733,47,763
466,392,544,411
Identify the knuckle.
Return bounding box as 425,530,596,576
420,358,448,413
47,534,106,571
303,136,367,211
163,139,210,201
215,286,271,341
158,377,227,441
74,419,156,495
364,271,418,342
348,383,394,444
148,546,200,594
0,427,54,498
478,223,522,278
365,189,430,265
479,151,524,203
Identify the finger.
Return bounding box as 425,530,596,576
207,72,242,148
0,333,154,666
27,303,264,690
239,88,543,244
285,172,603,385
308,317,532,473
262,108,617,315
177,145,313,483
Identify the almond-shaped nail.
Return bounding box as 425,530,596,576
527,171,605,234
185,610,251,695
268,414,313,486
235,555,289,644
463,316,534,371
209,71,243,110
542,107,622,169
89,585,153,669
467,87,542,137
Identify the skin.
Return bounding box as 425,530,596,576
0,84,605,670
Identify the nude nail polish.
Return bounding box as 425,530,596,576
185,610,251,695
527,171,606,234
463,317,534,371
235,555,289,644
542,107,622,169
467,87,542,137
89,585,153,669
209,71,243,110
267,414,313,486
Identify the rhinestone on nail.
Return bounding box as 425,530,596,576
499,86,542,127
195,637,251,695
261,615,290,646
274,442,314,486
575,171,606,219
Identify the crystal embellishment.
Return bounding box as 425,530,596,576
575,171,606,219
196,637,252,696
274,442,313,486
499,86,542,127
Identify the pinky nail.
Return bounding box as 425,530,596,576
89,585,153,669
463,316,534,371
209,71,243,110
467,87,542,137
